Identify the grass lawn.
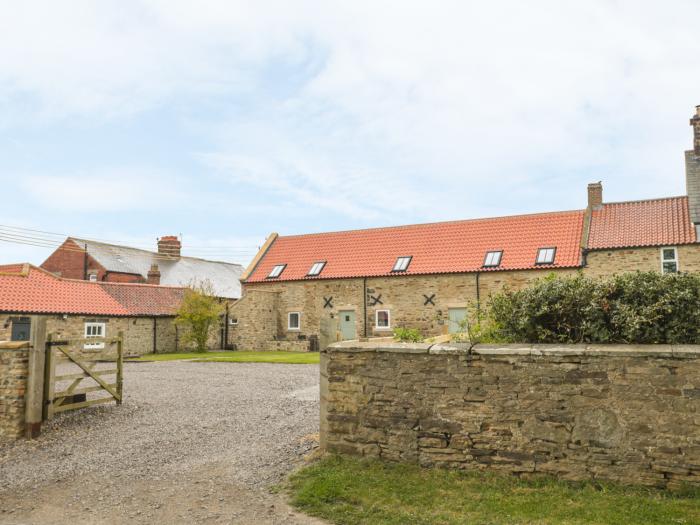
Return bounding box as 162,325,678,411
129,351,319,364
286,456,700,525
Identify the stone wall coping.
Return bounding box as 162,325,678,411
326,341,700,358
0,341,30,350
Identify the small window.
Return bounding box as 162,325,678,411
535,247,556,265
392,256,412,272
661,247,679,274
84,322,105,349
375,310,391,330
308,261,326,276
483,251,503,267
267,264,286,278
288,312,301,331
88,274,97,282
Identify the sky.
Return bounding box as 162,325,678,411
1,1,699,267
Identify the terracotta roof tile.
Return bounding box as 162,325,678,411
0,264,184,316
246,210,586,283
588,196,697,249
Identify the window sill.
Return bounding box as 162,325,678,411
375,327,392,331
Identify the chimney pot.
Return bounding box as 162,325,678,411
587,182,603,209
147,263,161,285
157,235,181,258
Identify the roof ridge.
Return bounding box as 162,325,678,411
278,208,586,240
601,195,688,206
69,236,243,267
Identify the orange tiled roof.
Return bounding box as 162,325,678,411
588,196,697,250
246,210,586,283
0,264,184,316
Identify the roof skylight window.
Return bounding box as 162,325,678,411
267,264,286,278
308,261,326,276
535,248,556,265
483,251,503,267
392,256,412,272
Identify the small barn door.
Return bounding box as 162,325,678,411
11,317,31,341
339,311,356,341
448,308,467,334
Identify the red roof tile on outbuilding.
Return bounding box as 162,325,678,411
588,196,697,250
246,210,586,283
0,264,184,316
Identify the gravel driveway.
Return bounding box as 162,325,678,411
0,361,323,524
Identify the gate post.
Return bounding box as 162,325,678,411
42,333,55,421
25,316,47,438
116,331,123,405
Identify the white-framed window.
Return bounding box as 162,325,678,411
661,247,679,274
375,310,391,330
392,256,412,272
483,250,503,267
268,264,286,278
536,247,556,265
84,322,106,349
288,312,301,331
88,273,98,282
308,261,326,276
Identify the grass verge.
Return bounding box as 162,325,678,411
286,455,700,525
129,351,319,364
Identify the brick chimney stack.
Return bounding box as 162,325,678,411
157,235,181,258
147,263,161,285
686,106,700,225
587,182,603,210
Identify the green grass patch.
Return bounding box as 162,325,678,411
129,351,319,364
286,455,700,525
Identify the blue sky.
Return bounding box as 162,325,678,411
1,1,699,266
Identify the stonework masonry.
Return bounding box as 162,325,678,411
321,342,700,488
233,269,577,350
0,342,29,442
585,244,700,278
0,314,202,358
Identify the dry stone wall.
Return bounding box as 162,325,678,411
321,342,700,488
0,342,29,442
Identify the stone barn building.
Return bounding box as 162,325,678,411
227,106,700,351
0,264,186,356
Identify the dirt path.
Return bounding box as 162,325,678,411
0,361,324,524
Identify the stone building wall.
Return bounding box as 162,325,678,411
235,269,572,350
0,342,29,442
321,342,700,488
585,244,700,278
0,314,186,358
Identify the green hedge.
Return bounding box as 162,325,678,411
488,271,700,344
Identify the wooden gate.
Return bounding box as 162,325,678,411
43,332,123,420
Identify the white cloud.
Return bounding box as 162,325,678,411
19,168,184,212
2,1,700,223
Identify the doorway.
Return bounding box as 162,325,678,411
339,311,356,341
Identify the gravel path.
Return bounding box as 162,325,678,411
0,361,323,524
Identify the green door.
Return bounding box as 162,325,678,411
448,308,467,334
339,311,356,341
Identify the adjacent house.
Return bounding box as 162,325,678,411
0,264,185,356
41,235,243,299
228,106,700,351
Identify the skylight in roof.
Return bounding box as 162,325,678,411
392,256,412,272
536,247,556,265
267,264,286,278
483,251,502,267
308,261,326,276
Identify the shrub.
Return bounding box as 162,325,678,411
487,271,700,344
175,280,224,352
393,327,424,343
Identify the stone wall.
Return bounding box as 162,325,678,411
586,244,700,277
237,269,566,349
0,314,186,358
0,342,29,442
321,342,700,488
